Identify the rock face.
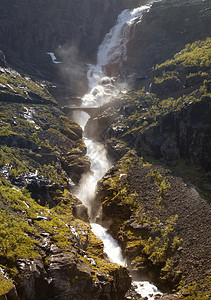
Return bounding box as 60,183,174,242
124,0,211,77
0,0,148,78
15,255,131,300
87,38,211,172
0,184,132,300
0,99,90,207
134,96,211,169
0,1,210,299
97,152,211,293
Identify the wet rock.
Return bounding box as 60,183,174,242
85,110,119,141
62,155,90,183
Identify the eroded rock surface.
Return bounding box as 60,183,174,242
97,152,211,294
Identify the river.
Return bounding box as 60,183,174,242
73,2,162,299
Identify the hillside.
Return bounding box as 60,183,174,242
87,38,211,198
87,38,211,299
0,0,210,299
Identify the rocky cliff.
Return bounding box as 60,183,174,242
86,38,211,184
0,0,210,299
105,0,211,79
0,0,147,78
85,38,211,297
1,0,209,100
97,151,211,297
0,64,132,299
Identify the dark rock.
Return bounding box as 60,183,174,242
0,0,143,88
73,203,89,222
160,139,180,161
0,50,7,67
1,286,19,300
150,78,184,98
36,216,48,221
0,134,38,151
133,97,211,168
124,0,211,78
204,184,211,191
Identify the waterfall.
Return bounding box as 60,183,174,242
91,223,126,266
72,2,162,299
74,137,112,217
97,5,151,67
81,4,151,108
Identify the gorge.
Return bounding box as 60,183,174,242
72,4,163,299
0,0,210,300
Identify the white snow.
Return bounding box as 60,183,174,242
46,52,62,64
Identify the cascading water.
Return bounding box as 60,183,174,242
73,3,162,299
81,4,151,108
74,137,112,218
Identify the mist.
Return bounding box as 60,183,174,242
56,43,88,98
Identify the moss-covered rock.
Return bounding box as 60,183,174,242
0,175,131,299
85,39,211,199
97,151,211,294
0,66,56,104
0,102,90,207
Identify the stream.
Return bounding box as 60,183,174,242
72,3,162,299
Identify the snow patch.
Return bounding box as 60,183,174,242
46,52,62,64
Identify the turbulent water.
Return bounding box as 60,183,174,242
97,5,151,67
73,3,162,299
74,137,111,217
91,223,126,266
81,4,151,107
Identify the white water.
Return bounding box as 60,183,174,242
73,3,162,299
82,4,151,108
97,5,151,67
91,223,126,266
133,281,162,300
74,137,112,216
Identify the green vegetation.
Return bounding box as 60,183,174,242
118,78,210,140
0,102,87,202
0,68,56,103
0,177,122,288
178,276,211,300
155,38,211,71
107,38,210,141
146,169,171,203
0,98,123,293
100,152,182,283
105,39,210,201
0,272,14,296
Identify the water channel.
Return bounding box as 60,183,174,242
73,3,162,299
